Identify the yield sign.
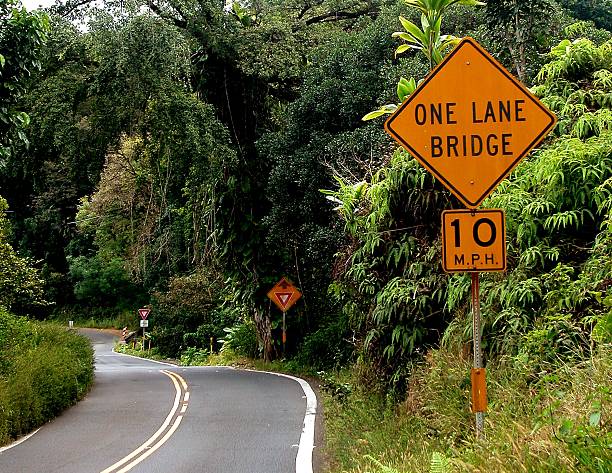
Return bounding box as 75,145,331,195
384,37,556,208
267,278,302,313
138,308,151,320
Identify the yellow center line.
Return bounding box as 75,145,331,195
114,415,185,473
99,370,189,473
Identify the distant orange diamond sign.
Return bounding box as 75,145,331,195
384,37,557,208
267,277,302,313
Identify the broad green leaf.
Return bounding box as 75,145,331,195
559,419,573,436
16,112,30,126
397,81,410,101
392,32,417,42
403,0,428,15
395,44,413,57
399,16,426,43
397,77,417,101
432,48,443,64
420,14,430,32
0,54,4,68
434,14,442,32
362,109,390,121
589,411,601,427
458,0,486,6
362,104,398,121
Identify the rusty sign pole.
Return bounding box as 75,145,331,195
471,272,486,437
282,310,287,355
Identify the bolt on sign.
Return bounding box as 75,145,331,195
267,277,302,313
442,209,506,272
384,37,557,208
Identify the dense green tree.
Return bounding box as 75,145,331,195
258,5,408,362
0,0,49,160
0,197,46,311
482,0,565,82
560,0,612,32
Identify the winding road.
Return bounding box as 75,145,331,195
0,329,317,473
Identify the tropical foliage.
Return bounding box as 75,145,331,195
0,0,611,467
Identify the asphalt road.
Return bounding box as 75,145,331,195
0,329,316,473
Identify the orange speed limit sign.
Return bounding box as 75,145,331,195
442,209,506,272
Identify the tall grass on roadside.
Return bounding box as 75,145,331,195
323,347,611,473
49,306,136,330
0,308,94,446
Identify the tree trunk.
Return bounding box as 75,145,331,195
253,307,274,361
512,10,528,83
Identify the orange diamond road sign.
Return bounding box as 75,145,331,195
267,277,302,313
385,37,556,208
442,209,506,272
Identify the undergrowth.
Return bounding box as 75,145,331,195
0,308,94,446
323,346,611,473
50,306,135,330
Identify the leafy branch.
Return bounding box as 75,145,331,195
362,0,485,121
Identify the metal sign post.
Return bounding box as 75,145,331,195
471,272,486,437
138,309,150,352
282,311,287,354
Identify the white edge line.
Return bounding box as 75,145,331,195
99,370,181,473
0,428,41,454
111,347,177,367
245,369,316,473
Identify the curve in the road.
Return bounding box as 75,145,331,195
0,329,318,473
100,370,190,473
247,369,317,473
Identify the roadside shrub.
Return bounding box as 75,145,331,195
324,346,612,473
0,309,94,445
151,270,229,357
295,315,354,370
179,347,210,365
50,306,136,330
222,318,259,358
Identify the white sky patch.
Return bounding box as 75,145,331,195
21,0,55,11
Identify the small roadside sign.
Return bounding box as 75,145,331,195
138,308,150,320
442,209,506,272
267,278,302,313
140,319,149,328
267,277,302,354
384,37,556,208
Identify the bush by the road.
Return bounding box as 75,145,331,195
0,308,94,445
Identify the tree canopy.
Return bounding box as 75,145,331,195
0,0,610,383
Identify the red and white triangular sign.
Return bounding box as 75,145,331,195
138,308,151,320
275,292,293,309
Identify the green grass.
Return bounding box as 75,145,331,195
0,309,95,446
322,346,612,473
114,340,169,362
49,306,136,330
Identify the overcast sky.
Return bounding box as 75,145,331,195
22,0,55,11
